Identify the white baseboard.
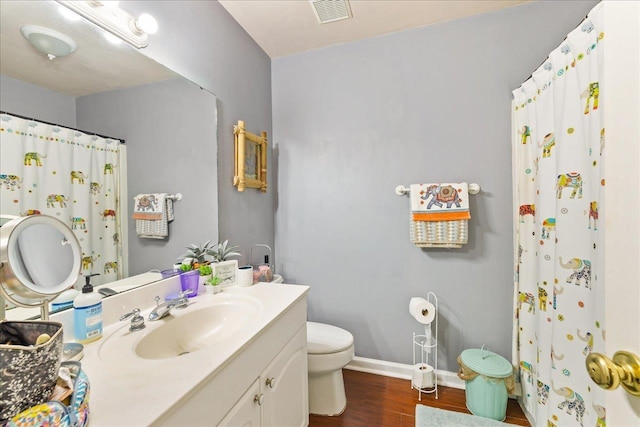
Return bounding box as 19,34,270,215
345,356,465,390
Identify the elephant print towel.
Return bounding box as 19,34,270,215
408,183,470,248
410,183,470,221
134,193,175,239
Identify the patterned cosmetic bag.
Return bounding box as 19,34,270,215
6,361,90,427
0,320,64,422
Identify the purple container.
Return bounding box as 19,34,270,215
179,270,199,297
161,269,181,279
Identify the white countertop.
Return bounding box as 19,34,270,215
78,282,308,426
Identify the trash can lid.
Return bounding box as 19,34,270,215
460,348,513,378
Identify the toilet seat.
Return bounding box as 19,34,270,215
307,321,354,354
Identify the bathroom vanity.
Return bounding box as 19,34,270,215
54,279,309,426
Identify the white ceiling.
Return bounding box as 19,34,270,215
218,0,530,58
0,0,176,97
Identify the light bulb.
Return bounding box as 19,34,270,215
133,13,158,34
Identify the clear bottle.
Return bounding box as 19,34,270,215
73,274,103,343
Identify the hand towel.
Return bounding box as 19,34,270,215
409,183,470,248
132,193,165,220
410,183,470,221
133,194,174,239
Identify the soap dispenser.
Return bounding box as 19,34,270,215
73,273,103,343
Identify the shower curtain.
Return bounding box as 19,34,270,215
0,112,124,287
512,3,605,427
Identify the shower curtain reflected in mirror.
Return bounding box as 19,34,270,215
512,3,605,426
0,112,124,289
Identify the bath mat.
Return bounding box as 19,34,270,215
415,404,515,427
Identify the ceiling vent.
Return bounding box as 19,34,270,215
310,0,352,24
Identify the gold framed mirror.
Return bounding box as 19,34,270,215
233,120,267,192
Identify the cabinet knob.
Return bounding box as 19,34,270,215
254,393,264,406
265,377,276,389
586,351,640,396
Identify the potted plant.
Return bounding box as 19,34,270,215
210,239,241,262
178,240,216,269
198,264,213,287
205,275,222,294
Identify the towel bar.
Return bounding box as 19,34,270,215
167,193,182,201
395,184,480,196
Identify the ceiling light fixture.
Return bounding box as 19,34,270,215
20,25,77,60
56,0,158,49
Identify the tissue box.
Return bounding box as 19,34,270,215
0,320,64,422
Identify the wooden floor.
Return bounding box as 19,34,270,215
309,370,530,427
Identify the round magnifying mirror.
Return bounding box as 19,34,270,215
1,215,82,300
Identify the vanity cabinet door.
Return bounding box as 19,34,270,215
262,325,308,427
218,378,262,427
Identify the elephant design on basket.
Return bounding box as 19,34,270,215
46,194,69,208
556,173,583,199
104,261,118,274
552,382,585,426
420,185,462,209
538,133,556,158
70,171,88,184
559,257,592,289
0,174,23,191
24,152,46,166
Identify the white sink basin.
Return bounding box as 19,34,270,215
98,293,263,361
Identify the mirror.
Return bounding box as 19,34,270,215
0,215,82,319
0,1,216,319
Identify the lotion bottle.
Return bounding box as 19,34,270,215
73,273,103,343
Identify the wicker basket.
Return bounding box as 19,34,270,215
0,320,64,422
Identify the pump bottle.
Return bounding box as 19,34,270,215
73,273,103,343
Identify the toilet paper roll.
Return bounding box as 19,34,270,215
412,363,434,389
409,297,436,325
238,265,254,287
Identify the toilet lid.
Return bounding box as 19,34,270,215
307,322,354,354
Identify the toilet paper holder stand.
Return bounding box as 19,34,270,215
411,291,438,401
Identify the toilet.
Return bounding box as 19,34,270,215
306,321,355,416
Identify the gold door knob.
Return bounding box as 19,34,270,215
585,351,640,396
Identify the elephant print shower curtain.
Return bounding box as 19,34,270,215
512,3,606,427
0,113,123,287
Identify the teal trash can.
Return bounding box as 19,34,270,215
457,348,514,421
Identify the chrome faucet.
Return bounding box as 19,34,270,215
148,290,192,321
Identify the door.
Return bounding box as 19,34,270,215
601,1,640,424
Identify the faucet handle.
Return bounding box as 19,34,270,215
120,308,146,332
154,296,161,307
178,289,194,298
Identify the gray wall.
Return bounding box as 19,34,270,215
0,74,76,128
272,1,599,370
77,78,217,275
123,1,274,267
